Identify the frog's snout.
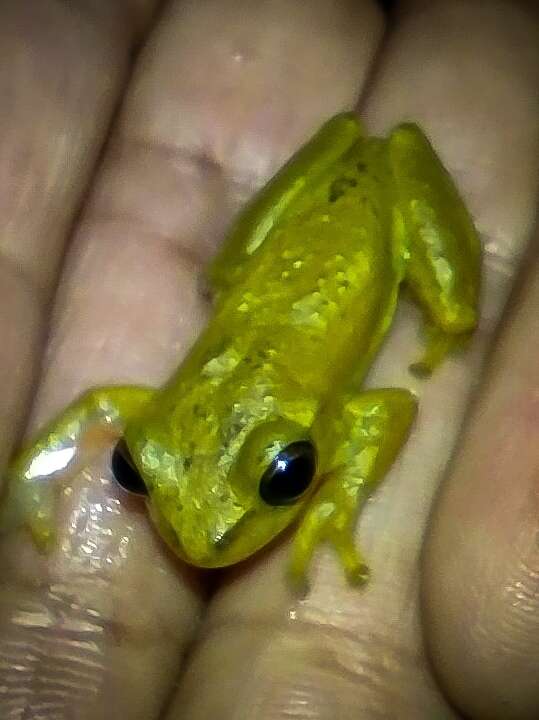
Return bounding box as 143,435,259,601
212,509,254,550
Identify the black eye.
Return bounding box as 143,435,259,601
259,441,316,506
112,440,148,496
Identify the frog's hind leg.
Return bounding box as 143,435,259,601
289,388,417,589
389,123,481,374
0,386,154,551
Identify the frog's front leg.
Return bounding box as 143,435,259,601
0,386,154,550
289,388,417,589
389,123,481,373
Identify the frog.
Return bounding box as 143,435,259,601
0,113,480,589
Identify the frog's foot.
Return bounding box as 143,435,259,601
288,479,370,591
332,533,370,586
0,385,155,551
288,388,418,590
289,478,369,590
0,474,57,551
410,323,471,377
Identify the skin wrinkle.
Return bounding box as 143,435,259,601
502,531,539,666
117,135,229,181
116,136,528,281
453,495,538,709
85,138,232,268
122,0,382,181
0,598,107,718
77,220,208,276
87,186,229,272
474,428,539,650
195,537,449,715
0,462,198,719
182,619,446,719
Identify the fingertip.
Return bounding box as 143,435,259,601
422,259,539,720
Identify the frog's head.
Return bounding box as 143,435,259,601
112,416,319,568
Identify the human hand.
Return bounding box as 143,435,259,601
0,1,537,718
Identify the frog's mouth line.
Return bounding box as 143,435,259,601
146,501,186,558
145,497,253,567
148,497,295,568
213,509,256,550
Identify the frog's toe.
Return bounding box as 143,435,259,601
287,562,311,597
333,533,370,585
288,536,315,595
343,557,370,586
0,479,56,551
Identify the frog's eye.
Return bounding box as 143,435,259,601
259,441,316,506
112,439,148,496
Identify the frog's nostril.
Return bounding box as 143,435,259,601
112,439,148,496
213,510,254,550
214,531,232,549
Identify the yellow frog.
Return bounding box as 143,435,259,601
0,114,480,588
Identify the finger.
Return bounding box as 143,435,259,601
0,2,194,719
423,249,539,719
169,2,539,719
0,0,385,718
0,0,161,473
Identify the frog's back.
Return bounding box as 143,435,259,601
203,138,403,395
